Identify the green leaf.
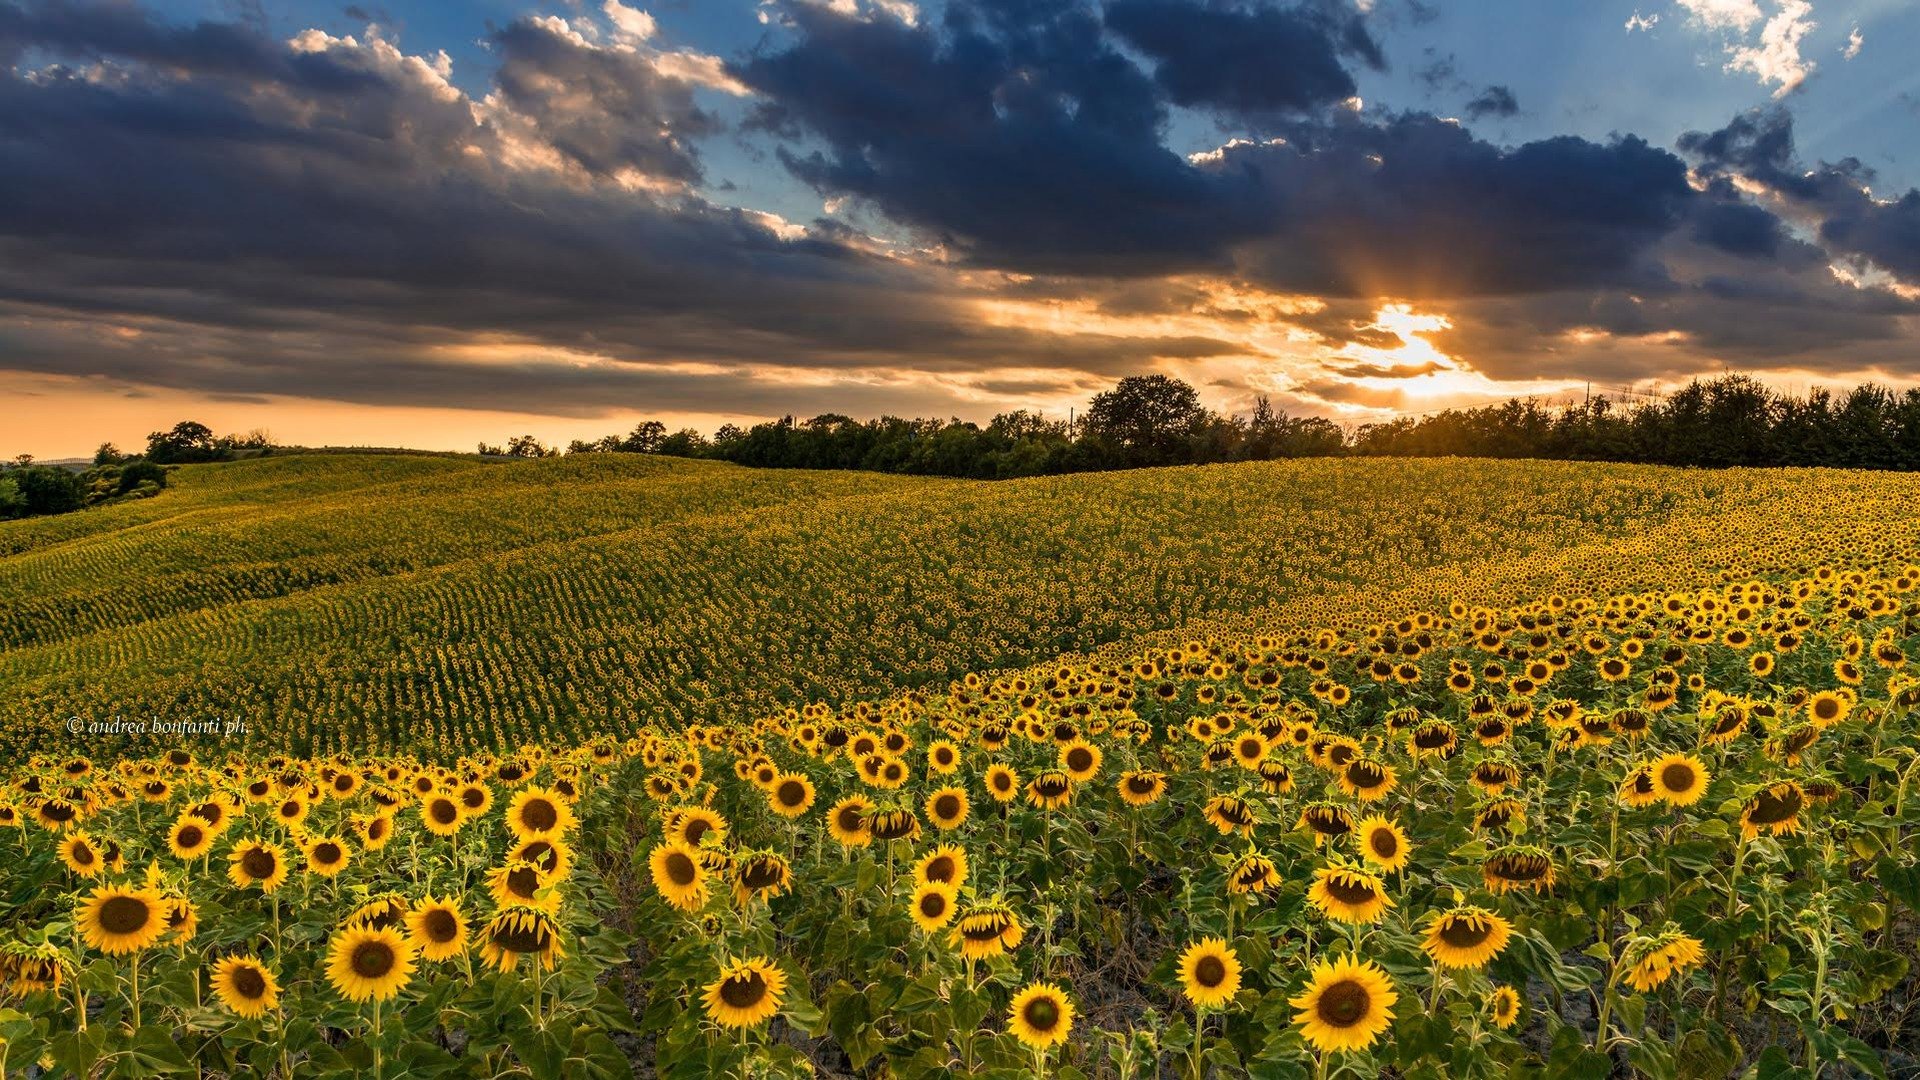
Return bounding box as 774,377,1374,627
1874,857,1920,912
1545,1025,1612,1080
117,1024,197,1077
509,1024,569,1080
1672,1024,1740,1080
1754,1045,1810,1080
48,1023,110,1078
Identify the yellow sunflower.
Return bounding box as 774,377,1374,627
210,955,280,1019
1421,907,1513,970
271,795,309,830
163,895,199,944
1739,780,1806,840
1226,852,1281,895
1116,770,1167,807
767,772,816,819
509,835,573,879
702,956,787,1029
57,831,105,878
227,839,289,894
1805,690,1851,728
505,787,575,840
1308,864,1394,925
926,739,961,775
951,901,1025,960
1337,757,1398,802
732,850,793,903
1488,985,1522,1029
910,881,958,933
392,894,463,963
1482,846,1557,895
1007,982,1075,1050
984,763,1020,804
1622,930,1706,992
1058,740,1103,782
869,807,921,843
1648,752,1711,807
324,925,416,1002
345,894,411,932
479,907,565,973
1291,955,1398,1054
1298,802,1355,846
665,807,728,848
303,835,352,878
1026,771,1073,810
1177,937,1242,1009
168,816,216,860
77,885,168,954
1353,816,1410,872
924,786,970,831
1203,795,1257,837
1618,766,1661,808
419,794,465,837
913,844,969,889
488,859,560,913
825,795,872,848
454,782,493,818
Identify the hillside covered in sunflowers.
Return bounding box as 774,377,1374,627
3,454,1920,1078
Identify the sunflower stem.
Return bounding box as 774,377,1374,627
1188,1005,1206,1080
1713,840,1749,1020
129,951,141,1029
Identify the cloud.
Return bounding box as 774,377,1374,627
1680,108,1920,283
736,0,1766,304
0,0,1256,413
735,0,1276,275
1104,0,1383,121
485,14,717,183
1725,0,1815,97
1624,11,1659,32
1210,114,1702,298
1,0,1916,435
1676,0,1763,33
1667,0,1817,97
602,0,656,43
1842,25,1861,59
1464,84,1518,119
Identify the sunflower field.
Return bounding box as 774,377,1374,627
3,455,1920,1077
0,453,1821,757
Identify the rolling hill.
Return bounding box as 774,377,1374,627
5,452,1915,756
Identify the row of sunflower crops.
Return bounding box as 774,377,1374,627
3,455,1772,757
5,544,1919,1076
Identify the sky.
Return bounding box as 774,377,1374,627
3,0,1919,459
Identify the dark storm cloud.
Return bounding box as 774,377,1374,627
1681,108,1920,283
1688,177,1790,258
737,1,1812,308
3,0,1919,423
1464,84,1517,120
0,0,1251,408
736,0,1274,276
1104,0,1381,120
1214,113,1698,297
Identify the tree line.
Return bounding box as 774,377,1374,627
496,373,1920,477
0,421,272,521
